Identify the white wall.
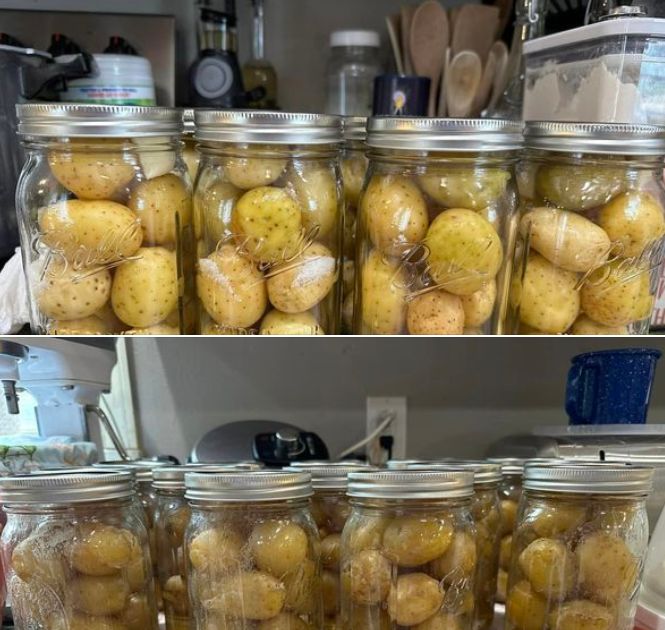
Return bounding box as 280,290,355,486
124,337,665,463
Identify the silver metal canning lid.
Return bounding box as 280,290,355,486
17,103,183,137
367,117,523,151
524,121,665,155
288,461,375,489
185,470,313,502
153,462,263,490
194,110,342,145
347,470,474,499
343,116,368,142
386,459,432,470
94,459,171,483
0,470,134,504
524,462,654,494
405,460,502,485
183,108,195,135
488,457,527,476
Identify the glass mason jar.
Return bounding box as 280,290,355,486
340,469,477,630
341,116,368,333
0,470,158,630
15,103,196,335
505,463,653,630
185,470,322,628
509,122,665,335
354,118,522,335
183,108,199,184
153,463,263,630
193,110,343,335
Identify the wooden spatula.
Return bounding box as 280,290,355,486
488,40,509,111
451,4,500,64
410,0,449,116
437,47,451,117
446,51,482,118
472,48,498,116
401,6,416,75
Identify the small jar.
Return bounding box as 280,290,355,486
505,463,653,630
341,469,476,629
0,470,158,630
354,118,522,335
510,122,665,334
182,108,199,184
193,110,343,335
185,470,322,628
152,463,263,630
340,116,368,333
15,103,196,335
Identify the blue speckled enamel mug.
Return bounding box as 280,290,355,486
566,348,662,425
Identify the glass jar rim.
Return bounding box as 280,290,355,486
94,459,171,483
287,461,376,490
347,470,474,499
153,462,263,490
405,460,503,485
343,116,367,142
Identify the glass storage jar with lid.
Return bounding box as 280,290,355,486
182,108,199,184
185,470,322,628
505,462,653,630
193,110,343,335
354,117,522,335
509,122,665,335
0,470,158,630
340,469,476,629
15,103,195,335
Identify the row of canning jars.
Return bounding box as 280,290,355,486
15,104,665,335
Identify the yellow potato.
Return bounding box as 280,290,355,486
342,291,354,332
129,173,191,245
259,309,324,335
49,144,136,199
500,499,519,536
511,252,580,334
343,207,357,260
535,164,626,211
430,530,477,583
249,520,309,577
460,279,496,328
197,245,267,328
342,156,367,206
199,181,240,243
576,531,638,604
598,192,665,258
549,600,613,630
233,186,303,263
166,506,191,547
499,535,513,570
124,324,179,335
321,533,341,570
183,144,199,183
189,528,244,575
163,574,189,615
570,314,628,335
70,524,138,576
267,242,336,312
406,289,465,335
204,571,286,620
382,515,453,567
111,247,177,327
322,569,340,616
519,538,577,600
520,207,611,272
70,574,129,615
360,250,407,334
288,165,339,238
505,580,548,630
123,593,153,630
362,175,429,256
38,260,112,321
532,504,586,538
125,549,147,592
419,168,510,210
258,613,311,630
387,572,444,626
426,208,503,295
580,260,652,327
39,199,142,265
343,549,392,605
48,315,113,335
12,535,67,588
225,155,287,189
345,517,388,553
283,558,317,615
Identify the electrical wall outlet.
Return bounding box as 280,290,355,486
366,397,407,464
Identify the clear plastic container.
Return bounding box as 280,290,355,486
0,470,158,630
340,469,476,629
15,104,196,335
325,30,381,117
509,121,665,335
193,110,343,335
523,18,665,124
185,470,322,628
354,117,522,335
505,462,653,630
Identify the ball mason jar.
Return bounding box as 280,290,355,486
15,103,196,335
509,122,665,335
182,108,199,184
354,117,522,335
0,470,158,630
340,469,477,630
193,110,343,335
505,463,653,630
185,470,322,628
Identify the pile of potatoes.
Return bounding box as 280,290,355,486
356,164,513,335
194,147,341,335
340,511,476,629
6,518,157,630
505,497,647,630
511,159,665,334
187,514,322,628
33,139,193,335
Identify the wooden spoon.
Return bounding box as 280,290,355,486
437,47,451,117
446,50,482,118
451,4,500,64
385,14,405,75
401,6,416,75
472,48,498,116
488,40,509,110
410,0,449,116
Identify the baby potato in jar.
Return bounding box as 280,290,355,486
249,520,310,578
259,309,323,335
360,250,407,334
287,164,339,238
224,152,287,190
387,572,444,626
419,167,510,211
382,515,454,567
406,289,465,335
